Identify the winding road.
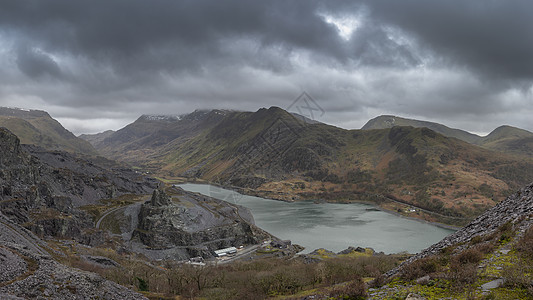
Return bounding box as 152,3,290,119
95,206,124,229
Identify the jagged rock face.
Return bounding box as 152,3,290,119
0,128,156,241
0,213,146,299
0,129,39,191
26,211,94,239
150,189,171,206
134,190,264,255
386,182,533,277
0,128,26,166
25,145,158,207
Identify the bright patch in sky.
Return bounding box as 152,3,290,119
321,14,360,41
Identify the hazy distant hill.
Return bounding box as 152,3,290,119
84,107,533,225
362,115,533,157
362,115,482,143
78,130,114,147
0,107,97,155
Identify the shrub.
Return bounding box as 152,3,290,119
470,235,483,245
516,227,533,259
475,242,495,255
369,274,385,288
455,248,483,265
136,277,149,292
447,261,478,288
499,232,513,245
401,257,439,280
502,262,533,297
328,278,367,300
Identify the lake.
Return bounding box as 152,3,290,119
178,183,455,254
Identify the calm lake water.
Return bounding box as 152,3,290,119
179,183,455,254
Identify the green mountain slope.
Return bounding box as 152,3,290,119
83,109,232,164
362,115,482,144
91,107,533,225
0,107,97,155
479,125,533,156
362,115,533,158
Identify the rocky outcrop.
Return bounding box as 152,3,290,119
0,127,157,241
337,246,368,255
24,144,158,207
133,188,268,257
82,255,120,268
150,189,171,206
0,241,147,299
0,212,146,299
385,182,533,277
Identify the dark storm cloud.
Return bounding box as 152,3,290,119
0,0,419,75
15,45,63,79
0,0,532,134
361,0,533,82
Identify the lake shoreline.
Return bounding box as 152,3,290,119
178,180,461,231
178,182,456,254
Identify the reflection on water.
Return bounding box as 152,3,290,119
179,183,455,254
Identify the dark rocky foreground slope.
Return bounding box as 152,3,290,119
0,126,157,241
0,125,274,297
386,182,533,278
0,213,147,299
0,127,158,297
362,183,533,299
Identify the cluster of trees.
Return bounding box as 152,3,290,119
67,249,401,299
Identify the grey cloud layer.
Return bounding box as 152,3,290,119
364,0,533,81
1,0,412,74
0,0,531,134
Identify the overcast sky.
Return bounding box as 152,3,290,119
1,0,532,135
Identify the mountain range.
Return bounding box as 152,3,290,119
1,105,532,224
1,105,533,298
75,106,533,225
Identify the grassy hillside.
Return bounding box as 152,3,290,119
362,115,533,159
93,107,533,226
479,125,533,157
0,107,97,155
362,115,482,144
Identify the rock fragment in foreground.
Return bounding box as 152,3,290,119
0,241,147,299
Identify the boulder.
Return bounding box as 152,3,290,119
150,189,171,206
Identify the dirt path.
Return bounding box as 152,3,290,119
0,215,48,256
95,205,125,229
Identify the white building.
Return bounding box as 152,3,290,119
214,247,237,257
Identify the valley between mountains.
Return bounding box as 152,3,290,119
1,105,533,299
83,106,533,226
